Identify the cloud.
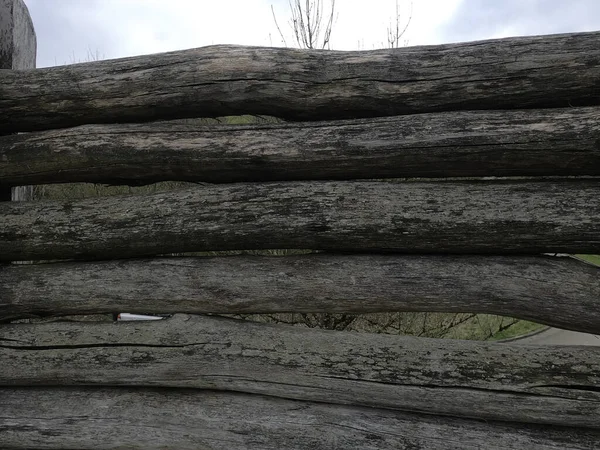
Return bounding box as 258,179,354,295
22,0,600,68
321,0,463,50
26,0,279,67
438,0,600,43
24,0,120,66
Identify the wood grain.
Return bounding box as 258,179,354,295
3,107,600,186
1,180,599,261
0,0,35,199
1,314,599,428
3,31,600,132
2,254,600,333
2,386,599,449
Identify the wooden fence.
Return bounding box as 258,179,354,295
1,0,600,448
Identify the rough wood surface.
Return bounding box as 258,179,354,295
0,0,35,200
3,107,600,186
0,0,36,70
2,254,600,333
1,180,599,261
1,314,599,428
2,387,599,450
3,31,600,133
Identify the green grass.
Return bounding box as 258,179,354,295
574,255,600,266
486,320,545,341
423,314,545,341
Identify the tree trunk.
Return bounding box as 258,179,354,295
1,180,599,261
3,387,598,450
1,314,599,429
3,31,600,132
3,107,600,186
2,254,600,333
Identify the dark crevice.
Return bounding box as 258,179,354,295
0,342,215,350
531,384,600,393
316,375,600,400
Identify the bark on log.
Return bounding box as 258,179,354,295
1,314,599,428
0,0,35,199
1,180,599,261
2,387,599,450
3,31,600,133
2,254,600,333
3,107,600,186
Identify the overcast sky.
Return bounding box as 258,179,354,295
22,0,600,68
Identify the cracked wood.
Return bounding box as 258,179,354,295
2,387,599,450
3,31,600,133
3,107,600,187
2,254,600,334
1,180,599,261
1,314,599,429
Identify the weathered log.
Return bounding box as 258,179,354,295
0,0,36,71
2,254,600,333
1,180,599,261
3,31,600,133
0,0,35,200
2,387,599,450
3,108,600,187
1,314,599,428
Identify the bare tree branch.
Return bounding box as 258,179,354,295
272,0,336,50
271,5,288,47
387,0,413,48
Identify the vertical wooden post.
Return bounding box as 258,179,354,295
0,0,36,202
1,0,36,323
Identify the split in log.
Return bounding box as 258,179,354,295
1,254,599,334
3,31,600,133
1,180,599,261
2,386,599,450
3,107,600,186
1,314,599,429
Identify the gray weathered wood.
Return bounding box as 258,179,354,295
1,180,599,261
2,254,600,333
2,387,599,450
0,0,35,200
0,0,35,70
3,107,600,187
1,314,599,428
3,31,600,133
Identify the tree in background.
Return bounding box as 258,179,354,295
272,0,336,49
272,0,413,51
386,0,412,48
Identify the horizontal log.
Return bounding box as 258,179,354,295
2,387,598,450
3,107,600,187
1,180,599,261
2,254,600,333
1,314,599,428
3,31,600,133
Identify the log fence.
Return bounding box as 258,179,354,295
1,1,599,448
